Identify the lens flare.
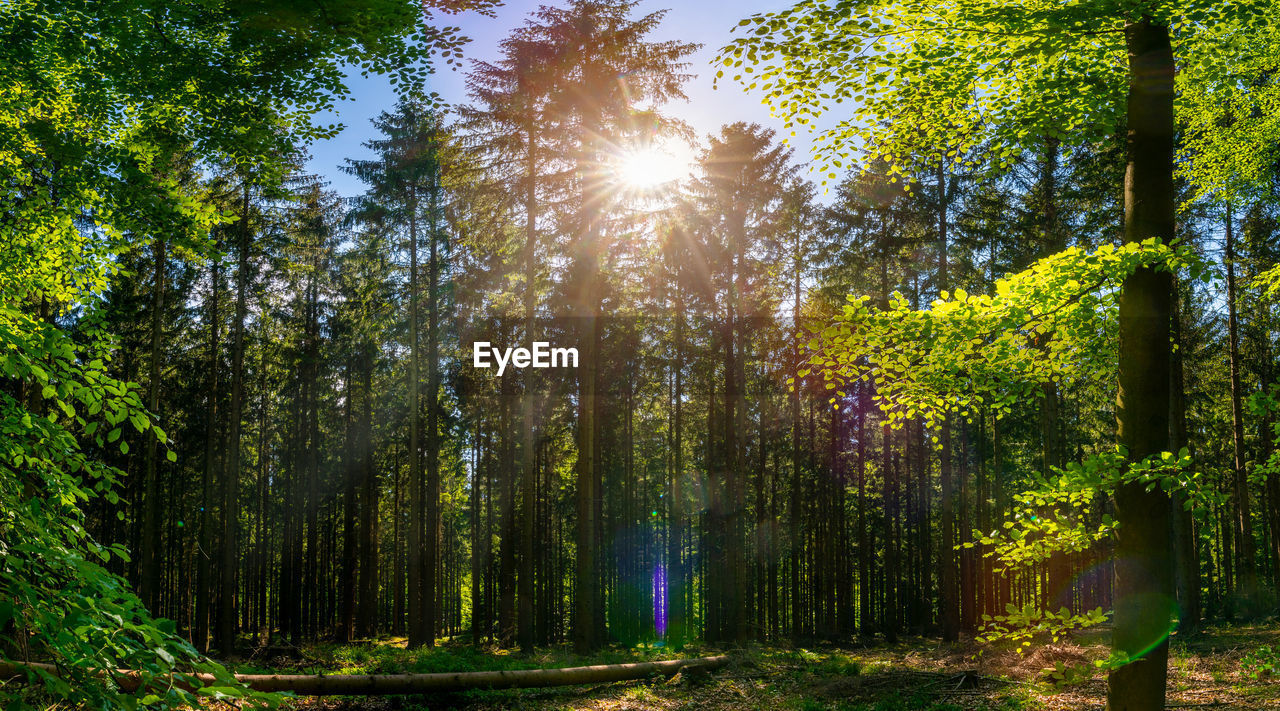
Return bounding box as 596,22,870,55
654,563,667,638
615,143,693,189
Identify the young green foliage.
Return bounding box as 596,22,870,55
716,0,1272,184
972,448,1214,686
801,239,1205,424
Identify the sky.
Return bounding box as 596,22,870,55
303,0,820,199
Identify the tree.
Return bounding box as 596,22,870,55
462,31,559,651
501,0,696,652
686,123,797,642
718,2,1280,707
345,97,451,648
0,0,486,702
334,222,397,640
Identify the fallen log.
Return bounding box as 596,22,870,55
0,654,729,696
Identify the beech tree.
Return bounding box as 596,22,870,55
718,1,1279,708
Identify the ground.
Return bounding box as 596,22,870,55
231,625,1280,710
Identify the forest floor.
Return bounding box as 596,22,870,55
232,624,1280,711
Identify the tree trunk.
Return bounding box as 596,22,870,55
407,182,426,648
936,160,959,643
217,184,251,656
669,294,687,646
0,657,729,697
425,159,443,647
882,420,898,641
1107,17,1176,711
857,384,871,635
498,366,517,646
789,262,803,643
1169,282,1199,633
194,253,221,653
357,352,378,638
339,362,358,643
140,237,166,613
518,115,539,651
1224,204,1257,606
573,106,602,653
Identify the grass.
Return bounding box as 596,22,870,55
235,624,1280,711
231,637,692,676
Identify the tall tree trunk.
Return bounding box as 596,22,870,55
302,285,321,638
357,352,378,638
469,430,482,643
669,295,687,647
789,261,803,643
425,160,443,646
857,384,871,635
573,106,602,654
339,362,358,643
498,363,517,646
218,183,251,656
882,420,898,641
407,183,426,648
732,255,749,644
1225,204,1258,606
1258,295,1280,590
195,253,221,653
936,160,960,642
1107,17,1176,711
518,116,539,651
140,237,166,613
1038,138,1070,616
1169,282,1199,633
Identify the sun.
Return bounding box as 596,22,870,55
615,142,693,190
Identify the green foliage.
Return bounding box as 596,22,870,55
1241,645,1280,680
802,239,1205,424
797,238,1211,682
968,447,1212,684
715,0,1275,192
971,448,1215,569
1253,264,1280,300
818,654,864,677
978,603,1109,654
0,0,461,707
0,315,279,710
1247,384,1280,485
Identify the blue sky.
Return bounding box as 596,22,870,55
303,0,818,198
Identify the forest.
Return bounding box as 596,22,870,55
4,1,1280,710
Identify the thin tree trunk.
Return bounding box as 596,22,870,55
789,263,803,643
407,181,426,648
195,254,221,653
218,184,251,656
339,362,358,643
357,350,378,637
936,160,959,643
518,114,539,650
669,295,687,646
882,419,898,641
498,363,517,646
1170,282,1199,633
140,237,166,612
425,158,443,647
1225,204,1258,605
573,106,602,653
